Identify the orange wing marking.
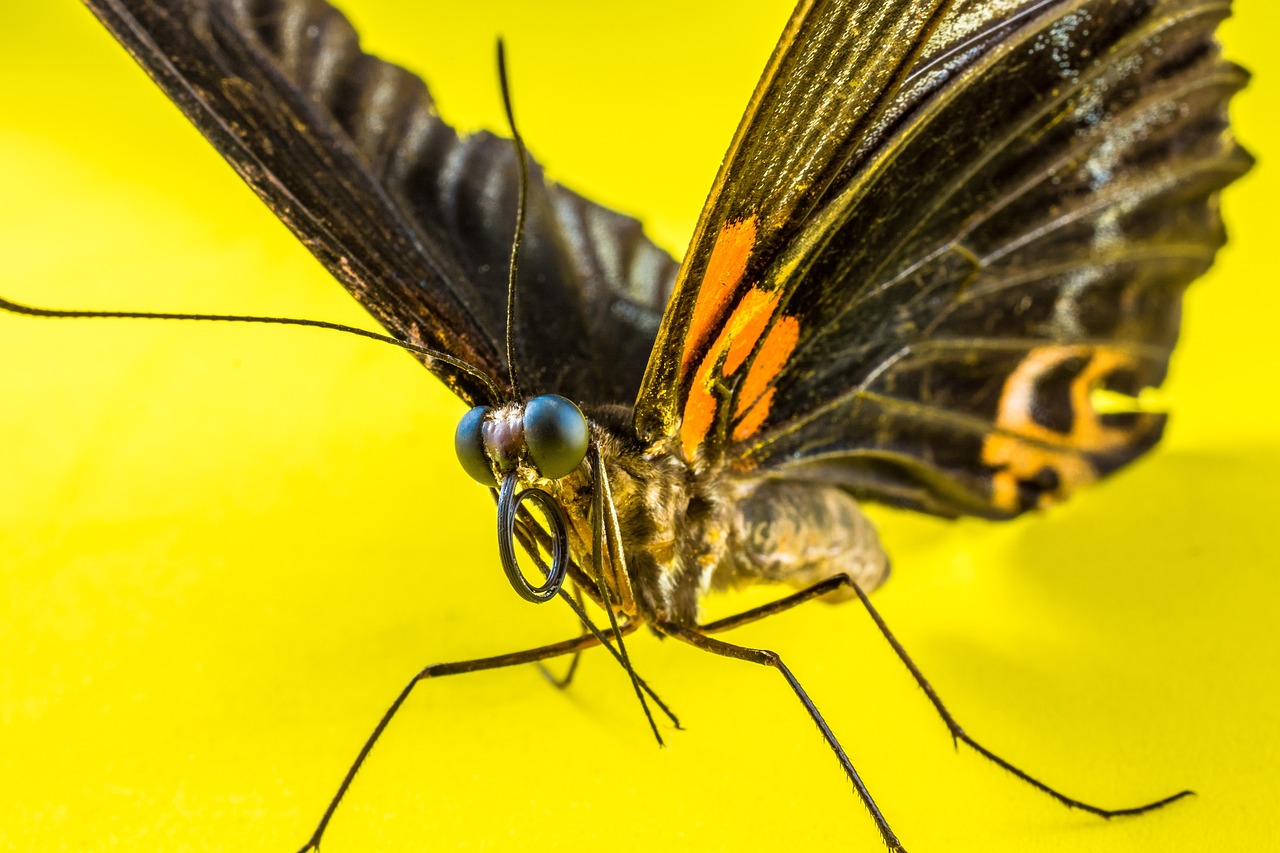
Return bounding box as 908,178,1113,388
680,217,758,374
732,314,800,442
680,283,799,461
982,345,1150,512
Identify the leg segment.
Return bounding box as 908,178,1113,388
656,620,908,852
699,574,1191,820
539,585,586,688
297,627,634,853
555,586,681,731
841,577,1192,818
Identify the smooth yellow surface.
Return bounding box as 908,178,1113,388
0,2,1276,851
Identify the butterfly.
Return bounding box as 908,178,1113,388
0,0,1252,850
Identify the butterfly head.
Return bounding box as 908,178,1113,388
454,395,589,604
454,394,590,488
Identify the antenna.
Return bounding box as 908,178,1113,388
497,39,528,400
0,294,503,403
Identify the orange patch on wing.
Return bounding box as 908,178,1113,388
982,345,1153,512
681,217,759,373
679,281,799,460
731,388,776,443
734,314,800,421
679,376,718,463
723,287,783,374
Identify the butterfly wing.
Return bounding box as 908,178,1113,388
84,0,678,407
635,0,1251,518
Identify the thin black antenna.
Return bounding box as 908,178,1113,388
497,39,527,400
0,294,503,404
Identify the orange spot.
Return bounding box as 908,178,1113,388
734,314,799,423
680,371,717,462
681,217,758,373
680,281,800,460
982,345,1151,512
723,287,783,374
732,388,775,442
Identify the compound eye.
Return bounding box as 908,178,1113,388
454,406,496,487
524,395,589,480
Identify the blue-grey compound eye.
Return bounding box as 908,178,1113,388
524,395,589,480
454,406,496,487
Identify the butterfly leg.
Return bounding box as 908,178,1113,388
298,624,636,853
700,573,854,634
836,576,1193,818
554,582,682,731
701,573,1193,820
509,478,680,732
654,620,908,853
538,584,587,688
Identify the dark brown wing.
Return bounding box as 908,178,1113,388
84,0,678,406
633,0,956,438
634,0,1250,517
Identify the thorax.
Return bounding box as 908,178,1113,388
551,412,888,627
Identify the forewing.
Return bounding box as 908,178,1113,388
85,0,678,406
634,0,955,438
636,0,1250,518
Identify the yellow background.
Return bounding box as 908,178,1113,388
1,2,1276,851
